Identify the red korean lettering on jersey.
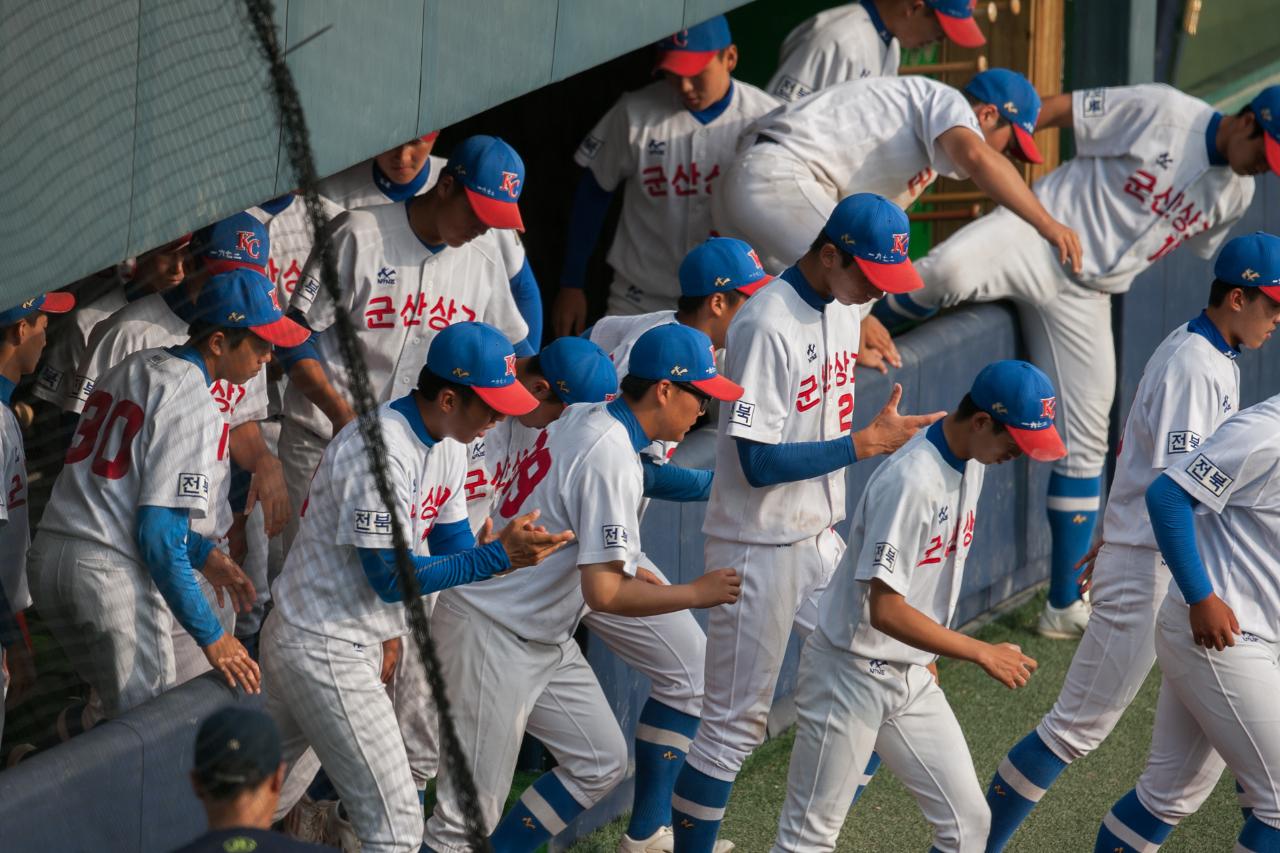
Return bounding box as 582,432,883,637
917,508,976,567
496,429,552,518
1120,168,1214,263
365,295,396,329
643,162,721,197
7,473,25,511
208,380,247,416
428,296,477,331
415,484,452,541
796,349,858,430
268,257,304,295
464,466,488,503
906,167,935,195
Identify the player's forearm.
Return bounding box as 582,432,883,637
227,421,270,471
289,358,355,425
561,170,614,289
357,543,510,603
135,506,223,646
510,259,544,347
967,148,1055,232
868,590,985,664
642,457,713,502
735,436,855,488
1035,93,1073,130
1146,474,1214,604
185,528,216,571
581,564,700,617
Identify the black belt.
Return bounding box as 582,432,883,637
754,134,779,146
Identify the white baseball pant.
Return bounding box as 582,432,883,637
773,632,989,853
277,417,328,570
237,417,282,638
1037,544,1169,761
423,594,628,853
608,276,676,318
262,613,423,853
389,595,441,790
910,206,1119,478
686,528,844,781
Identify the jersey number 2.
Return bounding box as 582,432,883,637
65,390,145,479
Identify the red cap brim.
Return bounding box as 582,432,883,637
655,49,717,77
1011,125,1045,164
39,292,76,314
251,316,310,348
1008,424,1067,462
475,381,539,416
1265,133,1280,177
691,373,743,402
1261,284,1280,301
736,275,773,297
465,188,525,232
204,258,267,277
420,131,440,143
855,256,924,295
937,11,986,48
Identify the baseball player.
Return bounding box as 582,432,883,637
983,231,1280,851
0,291,74,742
772,360,1062,853
29,273,305,720
1093,390,1280,853
317,132,543,346
423,323,743,853
552,15,777,334
670,194,946,853
262,322,572,853
713,69,1082,274
277,134,532,557
876,84,1276,639
768,0,986,103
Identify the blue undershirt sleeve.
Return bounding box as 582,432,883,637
275,310,321,370
1146,473,1214,605
136,505,223,646
561,170,615,290
734,436,857,489
642,457,713,502
355,541,511,603
509,259,543,348
426,518,476,556
185,529,216,572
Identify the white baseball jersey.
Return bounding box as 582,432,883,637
1034,85,1254,293
1103,318,1240,550
575,80,778,308
751,76,981,203
608,311,680,377
817,425,985,667
33,284,129,405
39,348,219,561
703,275,861,544
768,3,899,103
587,310,676,359
284,205,528,440
272,396,469,646
0,400,31,612
462,416,516,535
444,402,644,644
1163,396,1280,641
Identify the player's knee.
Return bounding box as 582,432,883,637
568,728,629,804
935,790,990,853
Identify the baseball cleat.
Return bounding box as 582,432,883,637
322,800,361,853
281,796,330,844
1037,599,1091,639
617,827,734,852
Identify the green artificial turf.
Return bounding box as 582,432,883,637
565,591,1242,852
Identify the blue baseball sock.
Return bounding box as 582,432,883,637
871,291,938,331
1239,815,1280,852
1046,473,1102,608
627,699,701,841
851,752,882,806
1094,790,1175,853
985,731,1069,852
490,769,585,852
672,764,734,853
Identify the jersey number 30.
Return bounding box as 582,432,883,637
65,389,145,479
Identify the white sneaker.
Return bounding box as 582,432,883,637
322,800,362,852
617,826,734,853
281,796,330,843
1037,599,1091,639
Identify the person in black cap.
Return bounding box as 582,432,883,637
173,706,335,852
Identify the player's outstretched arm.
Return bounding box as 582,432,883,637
228,422,291,537
937,127,1083,274
851,383,946,460
1035,93,1074,130
868,580,1037,689
580,563,740,617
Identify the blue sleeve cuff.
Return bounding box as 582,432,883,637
275,310,321,370
735,435,857,489
228,461,252,514
356,540,512,603
642,457,713,502
1146,474,1214,604
427,518,477,555
136,505,223,646
510,258,543,348
561,170,614,290
186,530,216,571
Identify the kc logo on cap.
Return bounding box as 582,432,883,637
236,231,262,259
1041,397,1056,419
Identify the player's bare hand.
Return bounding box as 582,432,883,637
1038,219,1083,275
1189,593,1240,651
853,384,946,459
3,642,37,709
476,517,496,545
203,634,261,694
691,568,741,608
859,314,901,375
497,509,575,569
1075,540,1102,595
202,549,257,614
636,566,667,586
245,454,291,538
227,514,249,566
977,642,1037,689
552,287,589,338
380,637,401,684
927,660,940,684
329,402,358,434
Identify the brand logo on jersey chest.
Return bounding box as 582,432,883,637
1155,151,1174,170
377,266,397,286
646,139,667,157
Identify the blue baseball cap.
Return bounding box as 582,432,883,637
538,336,618,405
823,193,923,294
193,707,281,790
965,68,1044,164
425,321,537,415
656,15,732,77
1214,231,1280,300
927,0,986,48
189,269,309,347
0,291,75,327
679,237,772,298
627,323,742,401
191,212,269,275
1249,86,1280,176
970,360,1065,462
444,135,525,232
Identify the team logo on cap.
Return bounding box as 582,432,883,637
670,365,688,377
748,248,764,270
1041,397,1056,419
1003,101,1019,115
227,311,246,322
1262,107,1273,123
236,231,261,259
21,297,36,309
672,28,689,47
557,379,570,395
991,402,1008,414
1243,268,1261,281
500,172,521,199
840,233,856,247
452,367,470,378
892,233,909,254
714,276,731,288
504,354,517,377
